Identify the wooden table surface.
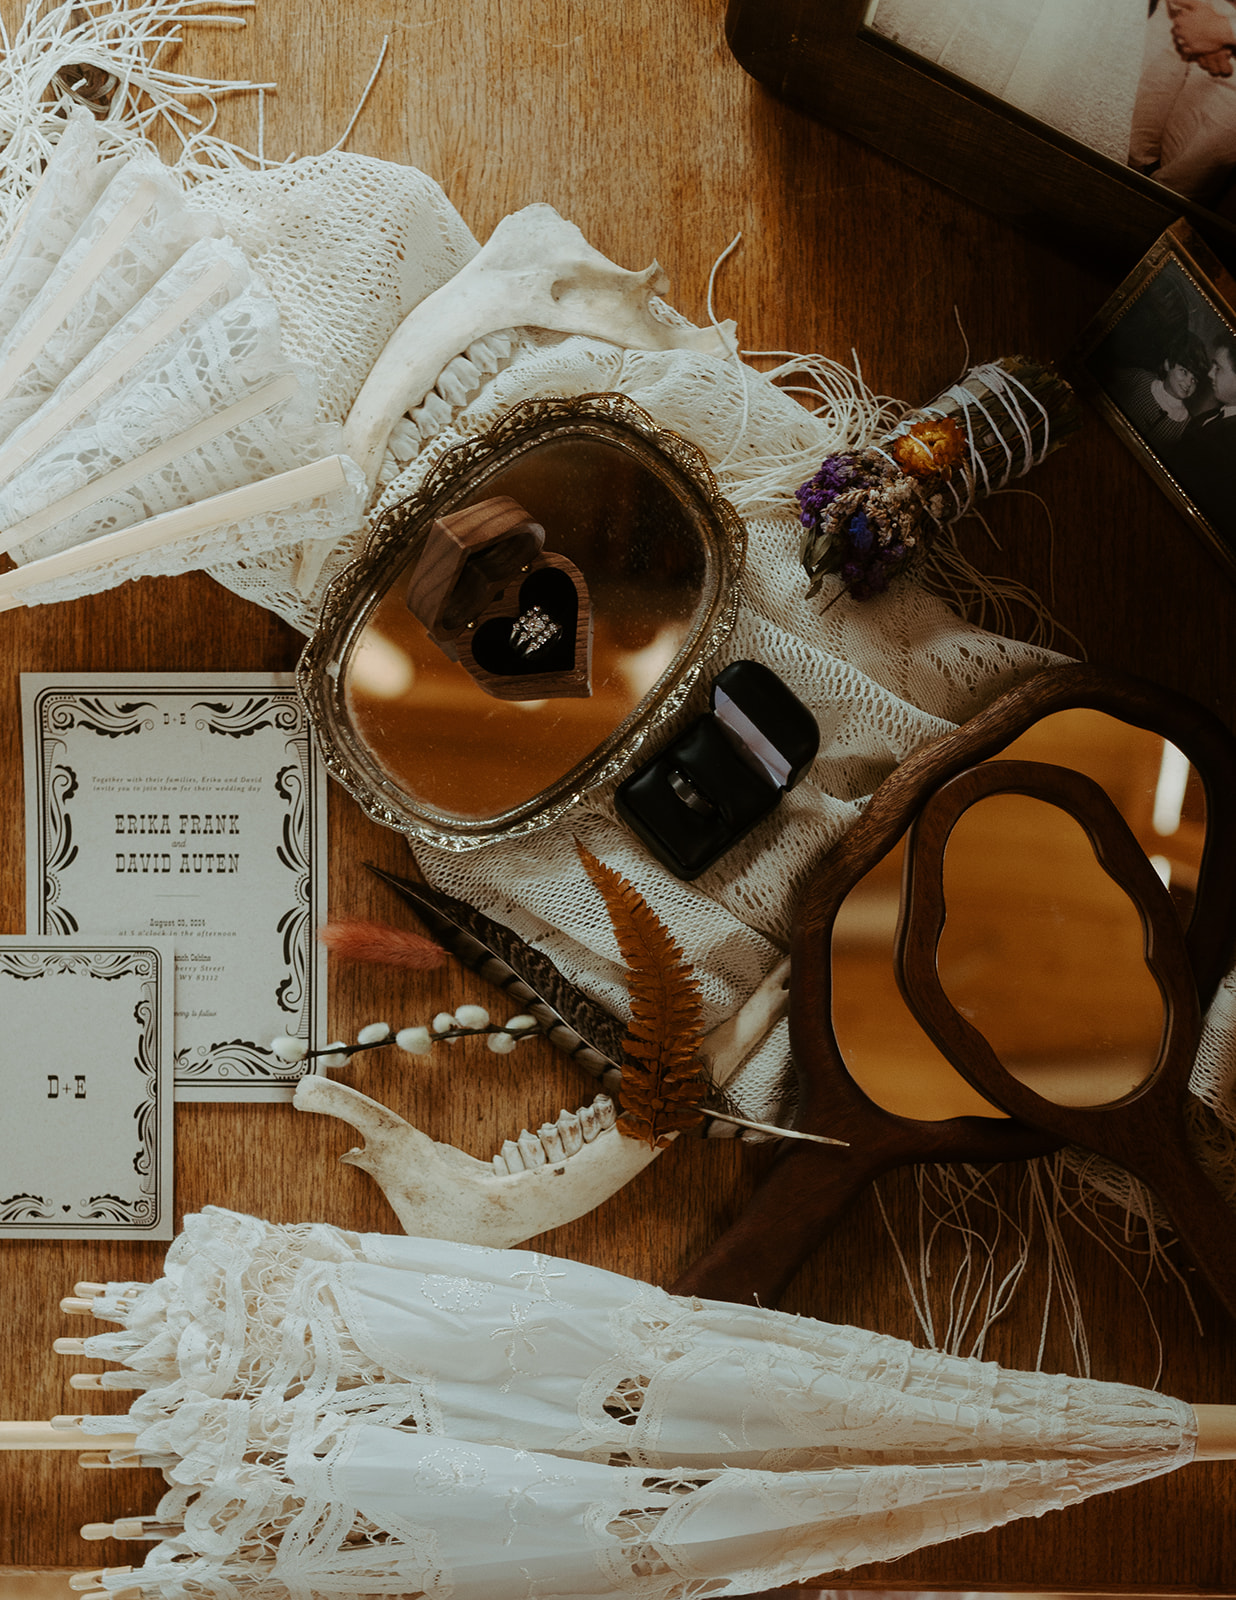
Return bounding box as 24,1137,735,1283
1,0,1233,1589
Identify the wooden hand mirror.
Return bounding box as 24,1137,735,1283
677,663,1236,1313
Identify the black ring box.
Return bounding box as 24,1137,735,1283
614,659,820,879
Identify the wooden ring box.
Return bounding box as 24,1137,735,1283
404,496,593,701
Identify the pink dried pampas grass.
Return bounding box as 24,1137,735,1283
318,919,447,970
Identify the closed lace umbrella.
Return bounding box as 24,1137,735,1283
8,1206,1221,1600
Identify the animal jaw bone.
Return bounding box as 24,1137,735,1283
294,958,801,1245
384,331,516,472
492,1095,617,1171
342,203,736,490
294,1075,660,1248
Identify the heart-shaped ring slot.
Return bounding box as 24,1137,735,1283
403,495,593,700
471,565,579,676
459,549,593,700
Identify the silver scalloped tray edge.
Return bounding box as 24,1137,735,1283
296,392,747,851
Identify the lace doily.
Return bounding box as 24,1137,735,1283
0,115,368,594
0,146,217,443
183,150,481,427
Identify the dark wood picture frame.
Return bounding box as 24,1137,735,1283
1072,221,1236,578
725,0,1236,268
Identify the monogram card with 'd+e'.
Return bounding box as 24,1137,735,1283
0,937,175,1239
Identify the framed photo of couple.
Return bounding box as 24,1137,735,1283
1074,222,1236,573
725,0,1236,263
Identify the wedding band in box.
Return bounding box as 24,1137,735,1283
297,394,746,849
615,660,820,879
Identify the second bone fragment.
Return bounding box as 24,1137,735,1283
342,203,736,491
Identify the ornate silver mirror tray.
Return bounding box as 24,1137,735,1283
298,393,746,849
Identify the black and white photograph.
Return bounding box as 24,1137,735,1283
866,0,1236,216
1077,225,1236,565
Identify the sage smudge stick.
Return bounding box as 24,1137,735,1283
797,356,1081,603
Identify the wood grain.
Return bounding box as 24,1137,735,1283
1,0,1234,1588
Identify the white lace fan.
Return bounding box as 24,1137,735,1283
0,112,366,611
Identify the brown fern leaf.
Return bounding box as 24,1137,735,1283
575,841,707,1146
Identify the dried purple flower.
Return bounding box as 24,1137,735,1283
796,356,1081,605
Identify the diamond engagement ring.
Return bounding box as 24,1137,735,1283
509,605,561,655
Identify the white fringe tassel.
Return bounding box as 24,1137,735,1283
873,1152,1215,1384
718,349,903,515
0,0,271,238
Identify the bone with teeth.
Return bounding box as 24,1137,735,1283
380,333,518,477
293,1076,658,1248
492,1097,617,1174
343,203,736,491
294,962,793,1247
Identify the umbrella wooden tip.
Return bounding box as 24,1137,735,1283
80,1518,151,1539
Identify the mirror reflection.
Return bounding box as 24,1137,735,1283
832,831,1006,1121
937,792,1165,1108
830,711,1204,1120
998,708,1206,924
342,436,719,821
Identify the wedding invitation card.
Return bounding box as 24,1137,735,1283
23,673,328,1100
0,937,175,1239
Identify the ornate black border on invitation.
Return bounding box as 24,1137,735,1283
26,678,326,1099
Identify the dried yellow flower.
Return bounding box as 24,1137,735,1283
892,416,965,479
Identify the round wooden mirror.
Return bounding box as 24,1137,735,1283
831,710,1206,1118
